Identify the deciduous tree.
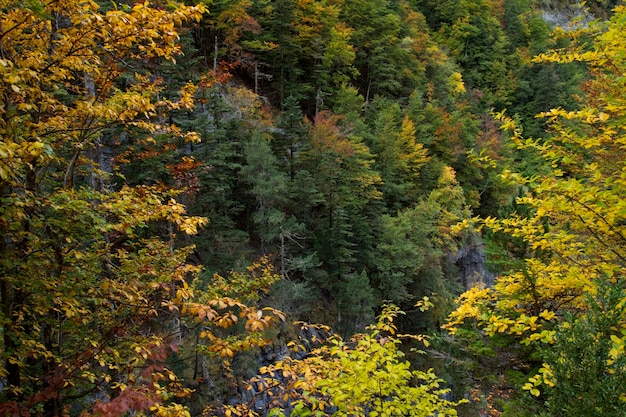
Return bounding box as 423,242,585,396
224,304,464,417
445,6,626,414
0,1,282,415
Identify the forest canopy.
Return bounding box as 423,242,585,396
0,0,625,416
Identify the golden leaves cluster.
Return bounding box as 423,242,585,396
217,305,462,417
0,0,205,184
446,4,626,398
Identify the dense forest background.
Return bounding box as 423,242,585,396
1,0,625,415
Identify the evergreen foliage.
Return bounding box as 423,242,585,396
1,0,617,414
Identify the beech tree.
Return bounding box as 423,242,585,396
0,1,283,415
445,6,626,415
221,304,464,417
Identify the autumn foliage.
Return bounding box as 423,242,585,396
445,5,626,415
0,0,288,415
3,0,625,415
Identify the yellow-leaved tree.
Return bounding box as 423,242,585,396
0,1,284,416
445,6,626,417
214,303,464,417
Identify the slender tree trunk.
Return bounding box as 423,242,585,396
42,240,66,417
289,146,295,181
0,21,5,60
213,36,218,72
42,322,61,417
1,279,21,397
279,226,286,279
8,165,40,400
365,63,372,103
255,62,259,95
1,182,21,397
315,88,322,117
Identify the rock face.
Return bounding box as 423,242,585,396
539,2,594,29
452,235,495,289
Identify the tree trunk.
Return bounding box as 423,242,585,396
0,182,22,399
1,278,21,398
